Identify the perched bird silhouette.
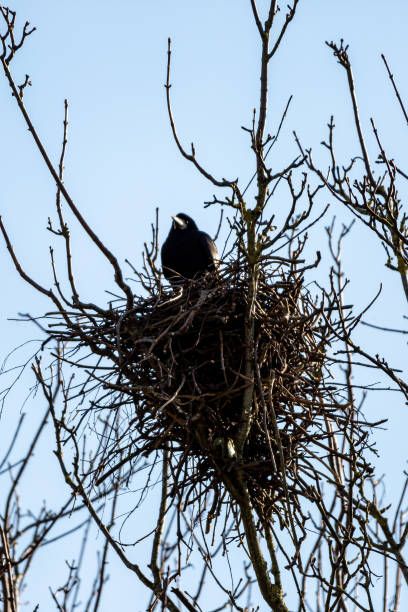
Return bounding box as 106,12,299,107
161,213,219,284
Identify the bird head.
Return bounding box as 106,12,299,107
171,213,198,232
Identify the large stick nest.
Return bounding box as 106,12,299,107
126,269,324,465
54,261,367,523
48,262,373,524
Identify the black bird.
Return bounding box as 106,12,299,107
161,213,219,283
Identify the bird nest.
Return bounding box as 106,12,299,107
62,261,363,523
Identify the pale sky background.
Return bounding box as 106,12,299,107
1,1,407,610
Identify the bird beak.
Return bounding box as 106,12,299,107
172,215,187,230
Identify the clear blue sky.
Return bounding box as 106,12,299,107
1,1,407,609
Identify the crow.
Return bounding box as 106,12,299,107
161,213,219,283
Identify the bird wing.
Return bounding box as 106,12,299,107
199,232,219,268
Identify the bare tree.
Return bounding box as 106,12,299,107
0,372,121,611
295,33,408,611
296,39,408,304
0,3,407,611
